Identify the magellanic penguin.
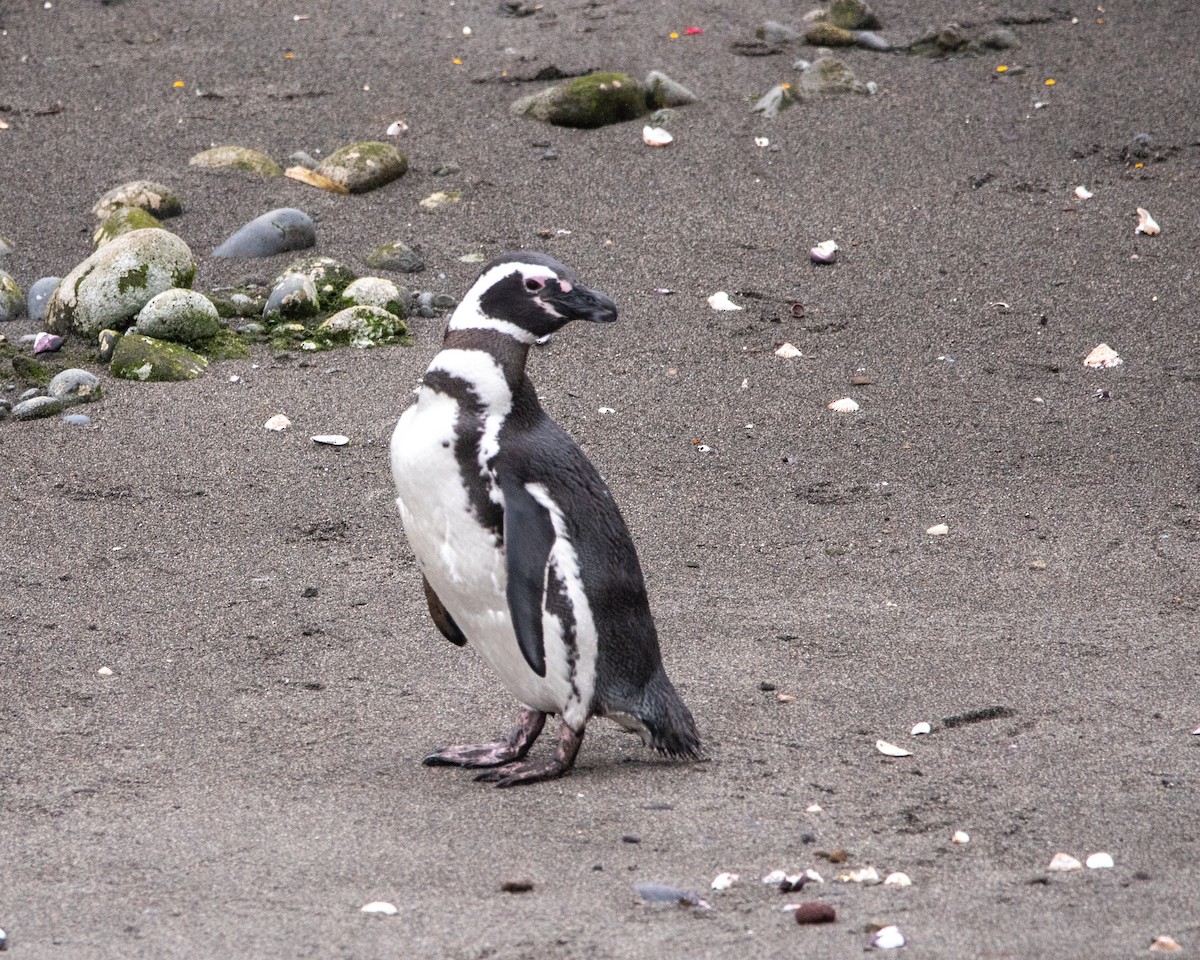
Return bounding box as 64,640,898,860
390,251,701,787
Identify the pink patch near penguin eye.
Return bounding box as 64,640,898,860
524,277,545,292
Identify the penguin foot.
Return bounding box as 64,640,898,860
474,723,585,788
423,708,547,768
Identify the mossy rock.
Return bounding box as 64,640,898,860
135,288,222,343
826,0,880,30
46,228,196,339
798,57,867,95
314,141,408,193
365,240,425,274
93,180,183,220
208,284,269,318
643,70,698,109
511,72,649,128
11,352,54,385
318,305,411,349
192,326,251,361
276,255,356,301
110,334,208,382
0,270,24,322
805,22,856,46
189,145,282,177
339,277,408,318
94,206,164,249
264,274,321,323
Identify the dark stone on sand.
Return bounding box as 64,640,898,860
793,902,836,925
942,705,1015,727
500,879,534,894
366,240,425,274
511,72,649,128
27,277,61,322
213,208,316,259
314,141,408,193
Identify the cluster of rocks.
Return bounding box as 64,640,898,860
511,69,696,128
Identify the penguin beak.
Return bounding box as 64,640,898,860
542,279,618,324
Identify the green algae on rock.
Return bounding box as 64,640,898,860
0,270,24,322
93,206,163,248
92,180,183,220
314,141,408,193
188,145,282,177
318,305,411,349
805,22,856,46
109,334,208,382
511,72,649,128
46,228,197,339
135,288,222,344
276,256,356,301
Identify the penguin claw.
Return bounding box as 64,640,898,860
423,709,548,768
474,757,572,788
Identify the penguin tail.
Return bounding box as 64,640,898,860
617,668,702,761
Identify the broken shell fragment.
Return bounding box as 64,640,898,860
775,342,803,359
312,434,350,446
642,125,674,147
762,869,788,885
871,925,906,950
1150,935,1183,953
809,240,839,264
876,739,912,757
264,414,292,431
711,872,739,891
805,803,823,813
926,523,950,536
952,830,970,845
707,291,742,311
1083,343,1123,369
805,868,825,884
1047,852,1083,872
386,119,409,136
883,872,913,887
1135,207,1161,235
97,666,114,677
827,397,860,413
1074,185,1094,200
360,901,398,915
910,721,932,736
838,866,882,885
634,882,711,909
1085,851,1114,869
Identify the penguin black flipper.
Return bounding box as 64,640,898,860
500,475,555,678
422,574,468,647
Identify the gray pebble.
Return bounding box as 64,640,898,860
288,150,320,169
62,412,93,426
18,387,43,402
0,270,25,322
264,274,320,320
432,162,461,176
853,30,892,51
12,395,64,420
27,276,61,322
365,239,425,274
48,368,103,407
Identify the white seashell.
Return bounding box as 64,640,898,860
810,240,839,264
97,666,113,677
952,830,970,845
1085,851,1114,869
1150,935,1183,953
871,925,906,950
838,866,881,885
884,871,913,887
775,342,802,359
696,444,713,453
598,407,616,414
926,523,950,536
264,414,292,432
462,25,472,36
360,901,398,915
804,869,825,884
1135,207,1161,235
386,120,409,136
1083,342,1123,368
707,291,742,311
876,739,912,758
827,397,860,413
1192,726,1200,735
229,375,242,383
762,869,787,885
1074,185,1093,200
642,125,674,147
312,434,350,446
805,803,823,813
711,872,739,891
755,136,770,147
910,721,932,736
1046,852,1083,872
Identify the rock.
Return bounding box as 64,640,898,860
33,332,63,354
366,240,425,273
93,205,163,248
419,191,462,210
512,72,649,128
213,208,316,259
752,83,796,116
11,395,64,420
109,334,208,382
93,180,182,220
934,23,969,51
98,329,120,363
981,27,1019,50
798,56,869,95
318,305,411,348
432,162,461,176
0,234,13,258
649,107,680,126
757,20,800,46
135,288,222,343
48,368,102,406
27,277,61,322
805,22,856,46
0,270,25,321
643,70,698,108
826,0,880,30
17,387,42,401
45,228,196,339
276,255,356,301
264,274,320,321
188,145,282,176
208,284,269,318
313,141,408,193
288,150,320,169
340,277,407,316
12,354,53,384
62,412,93,426
853,30,891,51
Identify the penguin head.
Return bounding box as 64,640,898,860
449,251,618,342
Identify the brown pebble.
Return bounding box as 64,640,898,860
793,902,836,925
500,879,534,893
827,849,849,864
849,374,873,386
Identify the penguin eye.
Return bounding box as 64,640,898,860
524,276,546,292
